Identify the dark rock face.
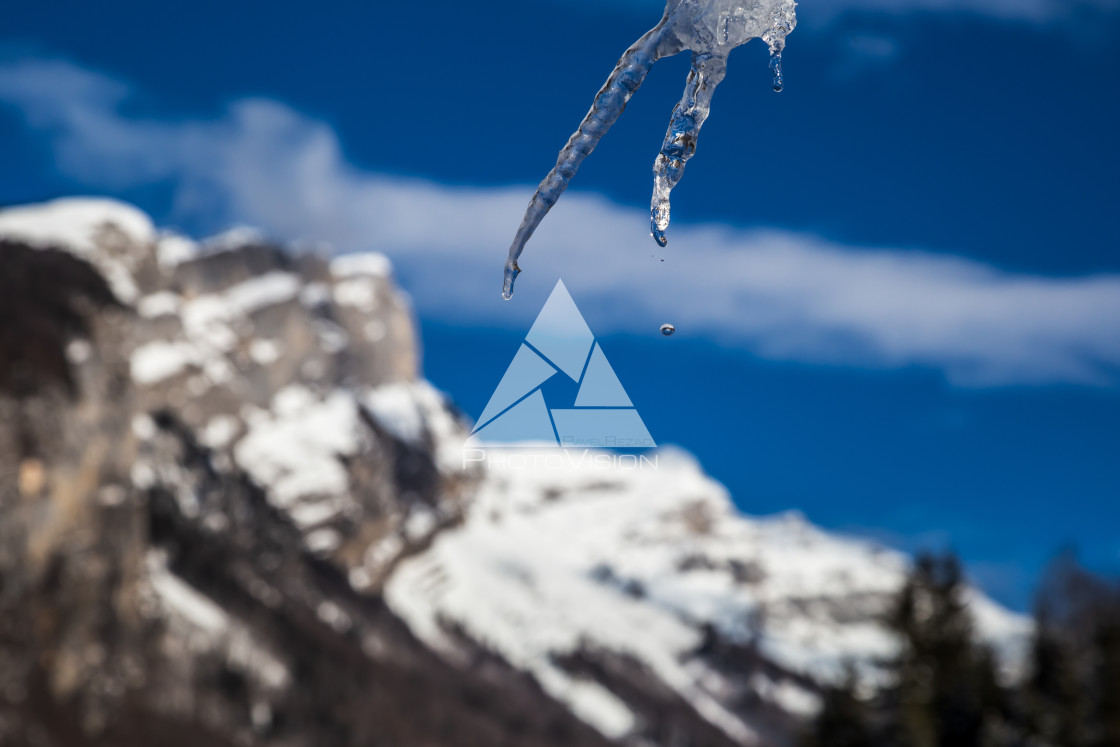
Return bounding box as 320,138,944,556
0,220,612,747
0,241,121,399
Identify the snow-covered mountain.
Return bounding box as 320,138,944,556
387,447,1030,745
0,198,1029,747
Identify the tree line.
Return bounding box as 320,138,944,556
804,552,1120,747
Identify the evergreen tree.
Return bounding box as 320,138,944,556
803,668,875,747
885,553,1007,747
1021,551,1120,747
805,551,1120,747
1024,606,1085,746
1091,613,1120,747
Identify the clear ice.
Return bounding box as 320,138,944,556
502,0,797,299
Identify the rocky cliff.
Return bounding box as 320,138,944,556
0,198,1029,747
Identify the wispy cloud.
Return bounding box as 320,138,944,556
2,59,1119,387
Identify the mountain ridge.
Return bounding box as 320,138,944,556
0,197,1029,747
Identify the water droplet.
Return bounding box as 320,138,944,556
769,50,784,92
660,323,676,336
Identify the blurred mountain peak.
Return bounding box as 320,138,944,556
0,198,1029,747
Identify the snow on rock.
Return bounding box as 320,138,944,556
387,449,752,742
155,233,199,268
131,340,203,385
227,381,466,563
201,225,267,253
200,415,241,450
334,277,379,312
299,282,331,308
148,553,229,633
183,272,304,335
750,675,820,719
386,447,1031,743
137,291,182,319
312,318,350,354
0,197,155,253
0,197,154,302
249,338,284,365
539,671,637,740
363,382,432,445
330,252,392,279
129,271,301,386
234,386,363,510
145,551,291,691
364,381,467,470
52,202,450,576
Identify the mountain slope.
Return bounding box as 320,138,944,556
387,448,1030,745
0,198,611,747
0,198,1029,747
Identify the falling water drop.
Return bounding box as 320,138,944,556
660,323,676,337
770,50,784,93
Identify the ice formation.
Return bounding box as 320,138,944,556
502,0,797,299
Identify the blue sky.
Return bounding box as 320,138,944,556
1,0,1118,609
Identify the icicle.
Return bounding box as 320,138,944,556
770,50,784,93
502,28,665,300
502,0,797,299
651,52,727,248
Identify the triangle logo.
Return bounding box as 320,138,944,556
472,280,655,448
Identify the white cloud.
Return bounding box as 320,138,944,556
2,59,1119,387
